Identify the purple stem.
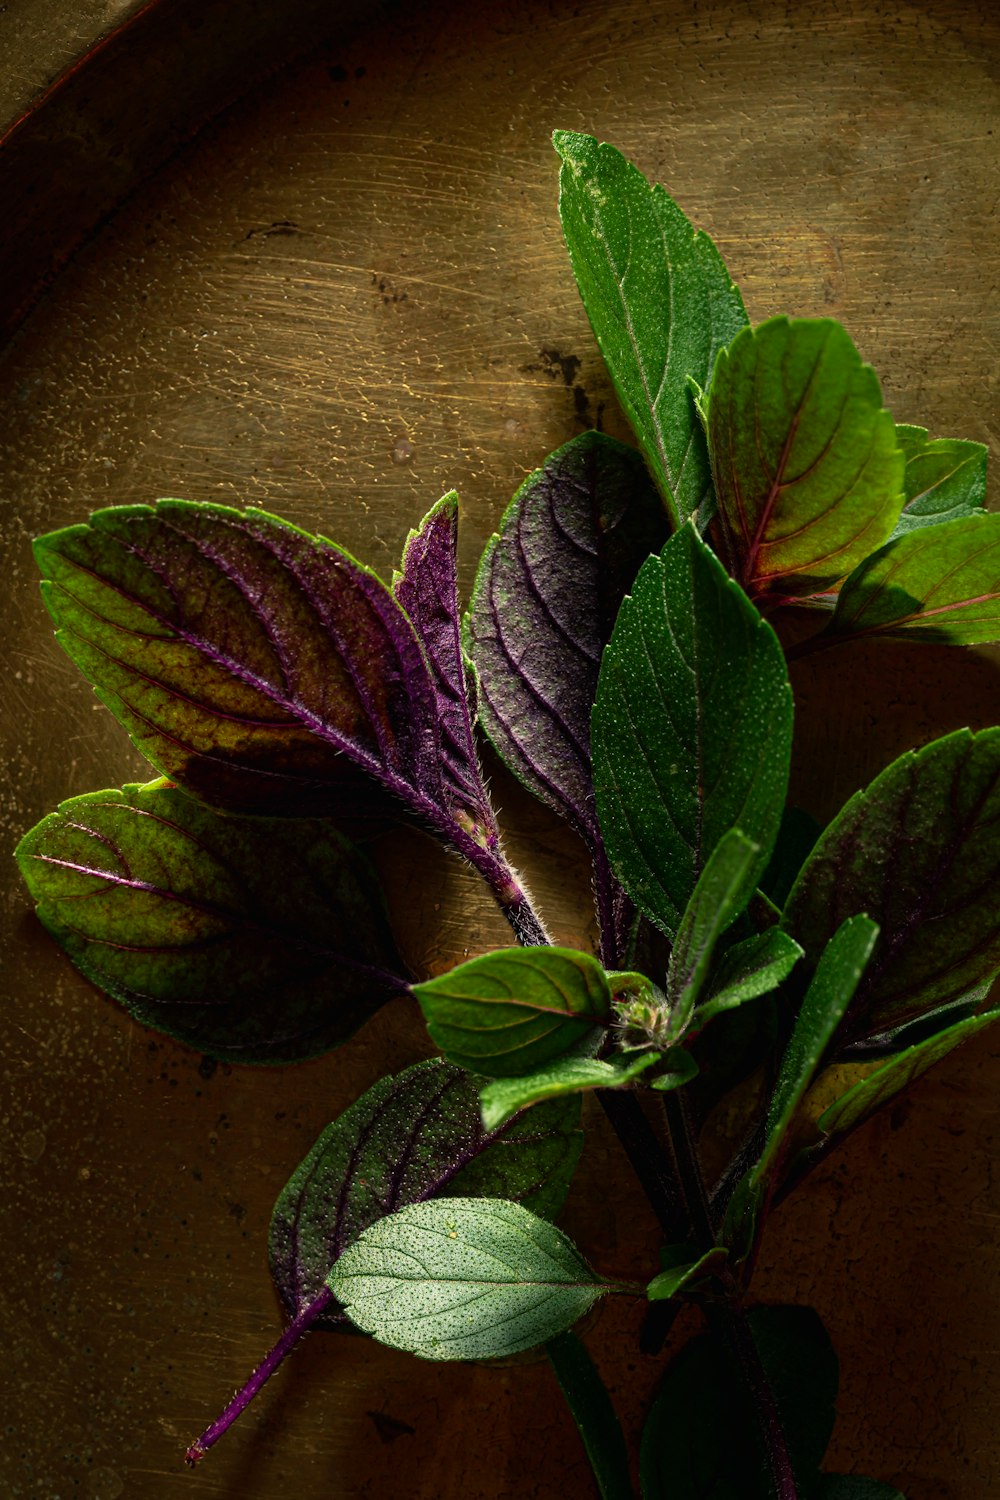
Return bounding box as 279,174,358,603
185,1286,339,1465
708,1297,801,1500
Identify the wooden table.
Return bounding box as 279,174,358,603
2,1,998,1495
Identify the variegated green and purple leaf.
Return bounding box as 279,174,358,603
805,513,1000,649
393,492,499,847
783,728,1000,1041
33,502,508,883
706,317,905,599
15,781,406,1063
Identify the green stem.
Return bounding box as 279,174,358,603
547,1331,636,1500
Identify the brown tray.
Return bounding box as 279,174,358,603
3,2,999,1496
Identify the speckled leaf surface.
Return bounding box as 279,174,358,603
33,501,452,821
707,318,904,597
328,1197,607,1360
414,946,612,1076
554,131,747,525
592,523,792,937
665,829,760,1031
15,781,404,1063
269,1058,582,1323
783,729,1000,1039
753,915,878,1185
464,430,668,853
394,492,498,844
478,1048,661,1131
695,928,803,1025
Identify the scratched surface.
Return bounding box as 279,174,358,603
1,0,999,1495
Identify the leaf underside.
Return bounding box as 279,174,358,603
393,492,498,839
269,1058,582,1322
328,1197,605,1360
465,430,668,851
707,317,904,598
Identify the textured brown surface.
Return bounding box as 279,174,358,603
1,1,999,1496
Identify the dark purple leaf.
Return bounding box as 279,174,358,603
15,781,406,1063
465,432,668,853
33,503,467,835
393,492,498,850
268,1058,582,1323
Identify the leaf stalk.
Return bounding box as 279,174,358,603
185,1286,338,1465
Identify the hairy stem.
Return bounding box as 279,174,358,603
185,1287,339,1465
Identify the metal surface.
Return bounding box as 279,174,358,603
2,1,999,1496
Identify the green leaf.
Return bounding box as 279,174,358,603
818,1479,907,1500
646,1247,728,1301
328,1198,610,1360
890,422,988,537
480,1049,660,1131
695,929,804,1026
553,131,748,526
666,829,760,1031
269,1058,582,1322
706,317,904,598
640,1305,838,1499
546,1332,635,1500
647,1049,700,1091
593,522,792,937
816,1005,1000,1144
15,781,404,1063
413,946,612,1077
819,513,1000,646
753,915,878,1185
783,728,1000,1038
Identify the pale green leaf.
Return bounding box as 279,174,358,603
328,1198,609,1360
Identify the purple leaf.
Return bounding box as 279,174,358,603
268,1058,582,1323
466,433,668,850
15,781,406,1063
34,502,457,825
393,493,499,850
464,432,668,959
